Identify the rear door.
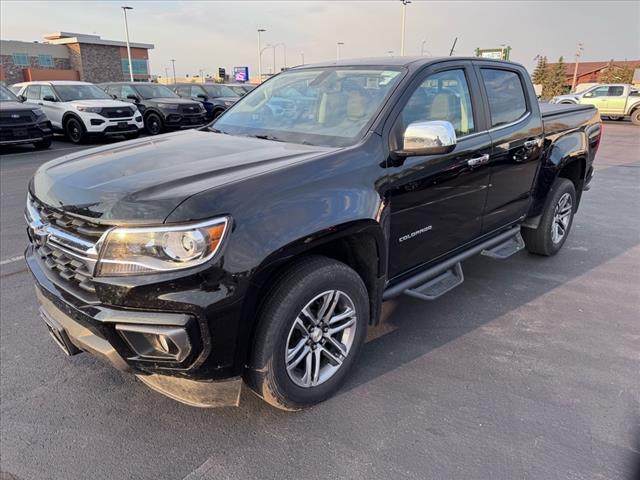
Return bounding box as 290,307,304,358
386,61,492,277
603,85,627,115
475,63,544,233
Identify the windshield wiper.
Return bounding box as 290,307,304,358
251,134,286,142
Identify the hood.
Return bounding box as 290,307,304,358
149,97,199,105
32,129,336,223
0,101,37,112
69,99,134,109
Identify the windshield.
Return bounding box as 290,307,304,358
214,67,403,147
54,84,112,101
135,84,179,99
0,85,19,101
202,84,239,98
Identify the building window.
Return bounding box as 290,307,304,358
12,53,30,66
121,59,148,75
38,54,54,68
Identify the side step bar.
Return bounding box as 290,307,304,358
480,232,525,259
382,226,521,301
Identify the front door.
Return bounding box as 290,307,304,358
386,63,492,278
38,85,64,127
580,85,612,114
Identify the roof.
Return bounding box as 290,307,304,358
43,32,154,50
12,80,92,86
547,60,640,77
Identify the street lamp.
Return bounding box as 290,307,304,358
170,59,176,84
260,45,275,75
420,40,427,56
121,6,134,81
400,0,411,56
336,42,344,61
300,52,305,65
257,28,266,83
273,43,287,70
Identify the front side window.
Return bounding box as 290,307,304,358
134,84,178,99
38,54,54,68
190,86,205,97
214,67,403,147
399,68,475,138
121,85,138,99
590,86,610,97
202,84,239,98
480,68,527,127
40,85,57,100
53,84,111,101
12,53,29,66
0,85,20,102
25,85,41,100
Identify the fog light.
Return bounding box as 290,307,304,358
115,324,191,362
90,119,105,126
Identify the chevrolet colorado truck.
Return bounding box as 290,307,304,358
25,57,602,410
550,83,640,124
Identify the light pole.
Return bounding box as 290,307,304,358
400,0,411,56
336,42,344,61
273,43,287,70
300,52,304,65
257,28,266,83
121,6,134,81
571,43,584,92
170,59,176,84
260,45,274,75
420,40,427,56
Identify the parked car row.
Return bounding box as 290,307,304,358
549,83,640,125
1,80,252,149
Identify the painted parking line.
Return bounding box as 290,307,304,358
0,145,86,158
0,256,23,266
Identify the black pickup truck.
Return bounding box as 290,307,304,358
25,57,601,410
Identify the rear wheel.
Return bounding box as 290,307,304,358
246,256,369,410
631,109,640,126
145,113,163,135
33,137,52,150
522,178,576,256
65,117,85,144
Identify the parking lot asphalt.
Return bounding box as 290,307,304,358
1,123,639,480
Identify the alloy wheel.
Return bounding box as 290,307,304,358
551,192,573,244
285,290,357,388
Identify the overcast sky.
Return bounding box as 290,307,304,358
1,0,639,78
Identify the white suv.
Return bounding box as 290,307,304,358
12,81,144,143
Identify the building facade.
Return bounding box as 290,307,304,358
0,32,154,85
547,60,640,87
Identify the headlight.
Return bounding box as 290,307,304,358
96,217,229,276
32,107,44,116
157,103,180,110
77,106,103,113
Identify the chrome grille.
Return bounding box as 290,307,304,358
26,196,107,301
0,111,36,125
100,107,134,118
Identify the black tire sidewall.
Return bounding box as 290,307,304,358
65,118,84,143
539,178,576,255
631,110,640,126
145,113,163,135
250,258,369,409
34,137,52,149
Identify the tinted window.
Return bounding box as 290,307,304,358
25,85,41,100
481,69,527,127
54,84,111,101
190,86,204,97
400,69,475,137
202,84,239,98
591,87,610,97
0,85,19,101
134,84,178,99
40,85,56,100
608,86,624,96
176,86,190,96
121,85,138,99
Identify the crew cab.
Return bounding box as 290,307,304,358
550,83,640,124
0,85,53,149
171,83,239,120
12,81,143,143
100,82,208,135
24,57,602,411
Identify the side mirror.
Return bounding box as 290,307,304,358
197,93,208,100
18,95,27,102
395,120,457,158
126,94,139,102
583,92,594,98
111,94,118,100
42,95,56,102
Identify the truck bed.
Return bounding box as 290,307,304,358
540,103,599,135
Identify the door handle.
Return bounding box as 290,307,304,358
37,102,44,105
524,139,541,150
467,153,490,167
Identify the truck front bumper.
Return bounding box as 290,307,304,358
26,248,242,407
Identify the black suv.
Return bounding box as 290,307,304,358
0,85,52,149
100,82,207,135
172,83,239,120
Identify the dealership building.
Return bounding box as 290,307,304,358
0,32,154,85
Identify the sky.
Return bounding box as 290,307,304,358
1,0,639,79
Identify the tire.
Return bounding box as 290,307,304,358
124,131,140,140
631,109,640,126
522,178,576,256
211,108,225,120
145,112,163,135
65,117,86,144
33,137,52,150
246,256,369,411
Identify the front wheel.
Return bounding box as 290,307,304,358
522,178,576,256
65,117,86,144
145,113,163,135
246,256,369,410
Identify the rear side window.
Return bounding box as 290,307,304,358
608,86,624,96
25,85,41,100
480,69,527,127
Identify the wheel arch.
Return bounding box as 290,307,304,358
62,111,85,129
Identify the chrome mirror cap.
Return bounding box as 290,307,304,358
401,120,457,156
